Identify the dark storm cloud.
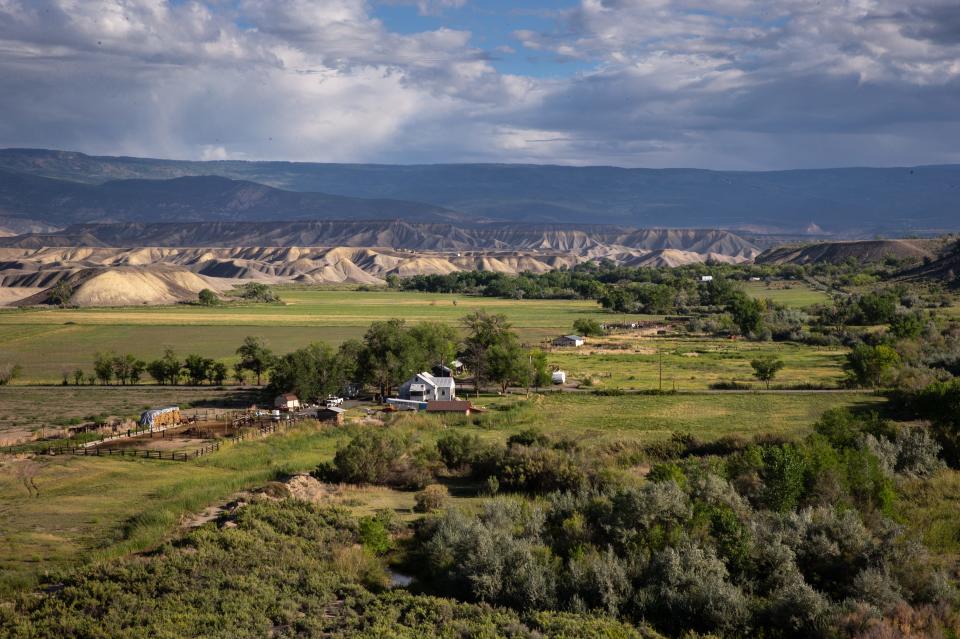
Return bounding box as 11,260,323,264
0,0,957,168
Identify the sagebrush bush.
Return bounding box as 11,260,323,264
414,484,449,513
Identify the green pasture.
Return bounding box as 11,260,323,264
0,290,655,383
0,423,345,595
455,391,886,445
548,337,848,390
741,280,829,307
0,289,625,328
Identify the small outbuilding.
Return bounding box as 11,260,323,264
317,406,346,425
553,335,585,348
432,360,465,377
426,400,472,415
274,393,301,411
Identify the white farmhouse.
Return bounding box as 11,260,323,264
399,372,456,402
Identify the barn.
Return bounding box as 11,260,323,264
317,406,346,425
274,394,301,411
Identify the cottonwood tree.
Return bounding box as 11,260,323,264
844,344,901,388
487,334,529,394
527,349,551,392
48,280,74,307
461,311,512,396
111,354,144,385
359,320,424,399
269,342,341,401
183,354,214,385
208,361,228,386
147,348,181,385
147,359,167,385
93,352,114,385
750,355,785,389
572,318,604,337
197,289,219,306
408,321,458,370
236,336,274,385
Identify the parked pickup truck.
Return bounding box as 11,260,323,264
324,397,344,408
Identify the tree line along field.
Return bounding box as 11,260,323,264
0,290,657,383
0,287,839,384
0,389,888,596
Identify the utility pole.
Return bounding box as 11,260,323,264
658,348,663,392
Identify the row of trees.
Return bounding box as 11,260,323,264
76,312,551,397
270,312,551,401
84,343,265,387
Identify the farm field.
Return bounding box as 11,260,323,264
0,388,884,595
741,280,830,307
0,289,655,383
0,423,344,595
461,391,886,445
547,336,847,390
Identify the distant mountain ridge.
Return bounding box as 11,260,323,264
1,148,959,234
0,168,463,225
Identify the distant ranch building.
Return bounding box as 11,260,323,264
274,393,301,411
552,335,585,347
399,372,456,402
426,400,472,415
317,406,345,425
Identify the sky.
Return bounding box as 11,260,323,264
0,0,958,169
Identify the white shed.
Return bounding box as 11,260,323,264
274,393,300,411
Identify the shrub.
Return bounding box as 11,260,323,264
235,282,279,303
564,548,631,615
197,288,219,306
635,542,750,636
415,484,449,513
647,462,687,488
496,445,592,494
572,318,605,337
321,430,407,485
436,431,485,471
358,515,393,555
760,444,807,512
891,426,944,477
507,428,551,448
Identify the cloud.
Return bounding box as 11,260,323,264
0,0,957,168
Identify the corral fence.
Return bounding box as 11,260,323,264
33,443,222,462
27,413,309,462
